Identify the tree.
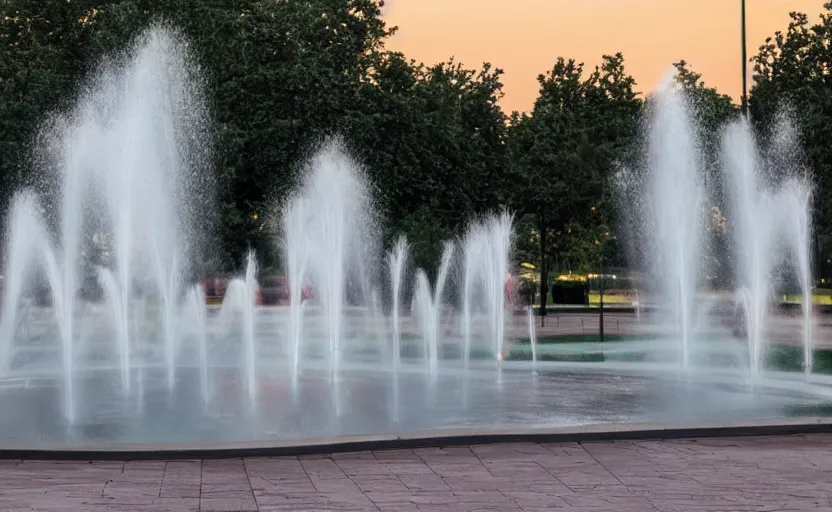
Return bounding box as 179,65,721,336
1,0,396,272
509,54,641,319
2,0,516,279
672,60,738,188
667,61,738,287
345,54,509,274
750,3,832,280
0,0,99,212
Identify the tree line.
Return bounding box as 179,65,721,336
2,0,832,301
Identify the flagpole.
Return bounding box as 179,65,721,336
741,0,748,115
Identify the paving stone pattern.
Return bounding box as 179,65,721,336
2,434,832,511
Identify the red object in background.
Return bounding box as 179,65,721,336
202,277,228,298
301,283,313,301
504,272,515,305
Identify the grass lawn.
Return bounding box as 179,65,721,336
780,288,832,305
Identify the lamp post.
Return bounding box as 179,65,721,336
741,0,748,115
598,233,617,344
599,256,605,343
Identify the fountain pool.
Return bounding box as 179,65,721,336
0,26,828,449
0,360,830,446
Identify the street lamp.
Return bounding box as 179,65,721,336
600,254,605,343
598,233,616,343
741,0,748,115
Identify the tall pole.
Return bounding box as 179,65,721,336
599,258,605,343
741,0,748,115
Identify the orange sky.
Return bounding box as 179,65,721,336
383,0,826,113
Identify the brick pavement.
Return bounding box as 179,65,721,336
1,434,831,511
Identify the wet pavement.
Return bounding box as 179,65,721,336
1,433,831,511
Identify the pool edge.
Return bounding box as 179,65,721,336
3,417,831,460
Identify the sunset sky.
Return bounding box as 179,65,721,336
383,0,826,113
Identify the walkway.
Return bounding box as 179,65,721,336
516,310,832,347
1,434,831,511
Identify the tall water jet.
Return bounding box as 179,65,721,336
317,165,349,375
97,268,131,393
155,251,181,391
0,193,52,375
413,271,435,373
95,28,195,392
461,212,514,363
433,243,455,370
282,141,372,378
388,236,409,369
370,289,386,359
14,24,212,421
185,284,210,406
483,212,514,360
722,119,778,378
461,225,485,367
218,253,258,403
284,196,311,379
102,94,135,395
779,179,813,376
764,112,815,377
645,73,706,369
527,305,537,364
413,242,454,374
242,252,258,400
52,114,90,423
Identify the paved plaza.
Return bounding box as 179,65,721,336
1,434,831,511
512,310,832,347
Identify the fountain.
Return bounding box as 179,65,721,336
779,180,814,376
97,267,131,393
242,252,259,400
388,236,409,370
461,224,485,366
765,113,815,377
412,242,455,374
282,142,373,378
527,305,537,364
183,284,210,406
284,195,310,380
721,119,781,378
0,25,208,422
643,73,706,369
218,252,259,401
720,116,815,379
0,193,53,375
0,30,828,448
627,69,817,381
484,212,514,360
460,212,514,363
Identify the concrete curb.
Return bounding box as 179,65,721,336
2,417,831,461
